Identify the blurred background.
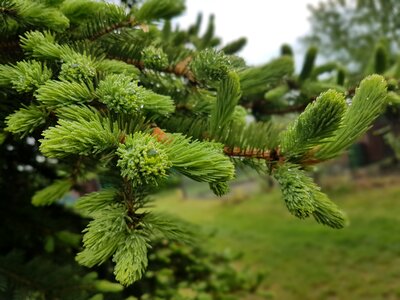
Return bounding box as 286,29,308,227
118,0,400,299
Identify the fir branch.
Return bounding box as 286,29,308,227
135,0,185,22
36,80,95,108
161,133,235,183
76,205,127,267
315,75,388,160
219,121,280,157
280,89,347,160
1,0,69,33
96,74,175,116
112,233,149,286
153,123,282,163
6,60,53,92
239,56,294,98
5,104,48,137
97,59,140,78
209,71,242,137
75,188,118,217
274,163,347,228
190,49,232,83
40,105,122,158
143,212,196,243
88,17,138,41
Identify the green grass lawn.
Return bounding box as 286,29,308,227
154,186,400,300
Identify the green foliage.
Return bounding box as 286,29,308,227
190,48,232,83
96,59,140,77
113,233,149,286
8,60,52,92
300,80,345,98
316,75,387,160
209,71,242,136
239,56,294,97
61,1,127,40
135,0,185,22
280,44,293,56
20,30,68,59
385,132,400,160
75,188,118,217
374,45,389,74
59,52,97,82
32,178,73,206
116,133,171,186
209,181,230,197
264,85,290,101
299,46,317,81
280,89,346,160
127,236,263,300
221,37,247,55
274,163,346,228
163,134,235,183
0,251,122,300
40,106,121,158
76,205,127,267
5,104,47,137
220,121,280,154
143,212,196,243
2,0,69,35
96,74,174,116
36,80,95,108
142,46,169,70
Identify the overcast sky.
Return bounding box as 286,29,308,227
173,0,322,66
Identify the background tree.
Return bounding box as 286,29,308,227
0,0,388,298
305,0,400,164
303,0,400,72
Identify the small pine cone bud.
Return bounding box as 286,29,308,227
190,48,232,83
96,74,147,114
142,46,169,70
116,132,172,185
59,54,96,82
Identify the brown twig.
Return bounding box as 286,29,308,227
111,56,197,83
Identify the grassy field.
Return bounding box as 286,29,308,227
154,185,400,300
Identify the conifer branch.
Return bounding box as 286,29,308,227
89,17,138,41
153,126,284,163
